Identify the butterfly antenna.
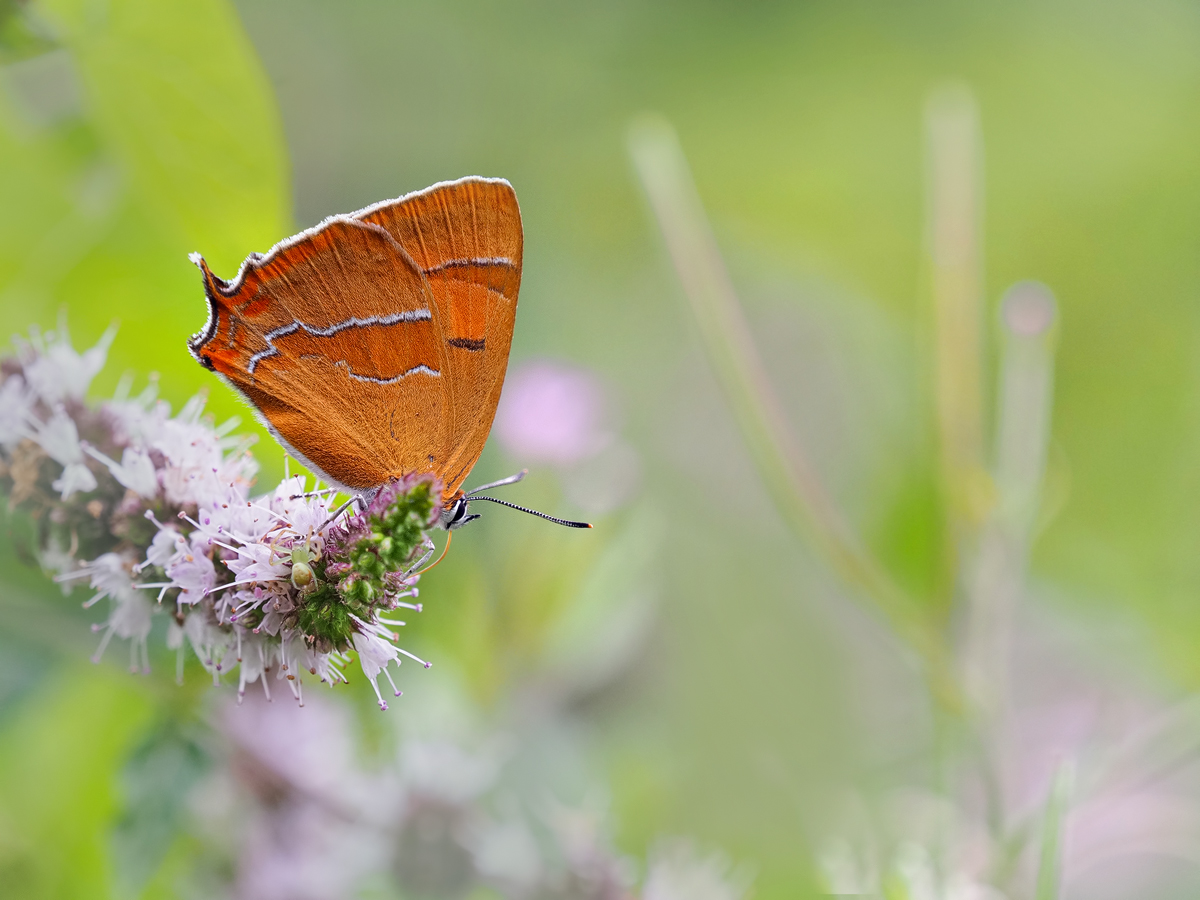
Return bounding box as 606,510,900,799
465,469,528,496
289,488,336,500
470,495,592,528
416,530,453,576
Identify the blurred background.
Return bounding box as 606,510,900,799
4,0,1200,897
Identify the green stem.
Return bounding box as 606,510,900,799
1035,760,1074,900
628,116,960,712
925,86,988,562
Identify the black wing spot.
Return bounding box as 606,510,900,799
447,337,485,352
200,355,215,371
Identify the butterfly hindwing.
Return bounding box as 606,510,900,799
355,177,522,496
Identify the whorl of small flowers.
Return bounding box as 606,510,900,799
0,320,437,709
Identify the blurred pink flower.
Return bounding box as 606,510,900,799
217,692,388,900
220,690,367,805
643,839,751,900
495,360,611,467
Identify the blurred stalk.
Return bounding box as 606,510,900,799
925,86,989,568
961,283,1057,720
628,116,958,710
1035,759,1075,900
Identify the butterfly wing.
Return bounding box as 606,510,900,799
355,177,522,497
189,217,452,493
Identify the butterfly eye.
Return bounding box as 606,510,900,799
439,497,474,530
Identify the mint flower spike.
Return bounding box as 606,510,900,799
302,475,440,710
0,321,440,708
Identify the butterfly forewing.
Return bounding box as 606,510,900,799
355,177,522,496
190,217,452,492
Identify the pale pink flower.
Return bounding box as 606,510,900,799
643,840,752,900
101,380,168,447
16,319,115,405
234,799,378,900
152,396,256,507
351,615,414,710
142,527,184,571
183,610,235,678
57,552,153,673
494,360,611,466
290,636,350,690
470,817,544,895
6,319,431,708
223,540,291,591
96,590,154,673
165,531,218,606
222,689,362,797
233,634,279,701
25,406,97,499
58,551,133,609
83,443,158,497
398,739,499,808
0,374,33,449
211,693,387,900
51,460,98,500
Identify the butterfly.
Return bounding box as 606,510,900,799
187,176,587,530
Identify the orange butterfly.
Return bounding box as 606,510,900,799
188,176,587,530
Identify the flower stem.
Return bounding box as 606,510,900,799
1035,759,1074,900
926,86,989,565
961,283,1057,721
628,116,959,710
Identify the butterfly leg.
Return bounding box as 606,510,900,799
318,496,359,532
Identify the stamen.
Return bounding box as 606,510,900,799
54,568,97,583
91,625,115,664
368,677,388,711
382,666,402,698
398,648,432,669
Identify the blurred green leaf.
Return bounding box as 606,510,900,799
37,0,289,272
1035,761,1074,900
0,664,154,900
110,717,211,899
0,0,290,468
0,628,55,721
0,2,56,63
0,7,288,894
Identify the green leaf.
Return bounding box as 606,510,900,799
0,0,291,454
35,0,289,271
0,664,155,900
110,717,211,899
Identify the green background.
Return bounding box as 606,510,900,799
3,0,1200,896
